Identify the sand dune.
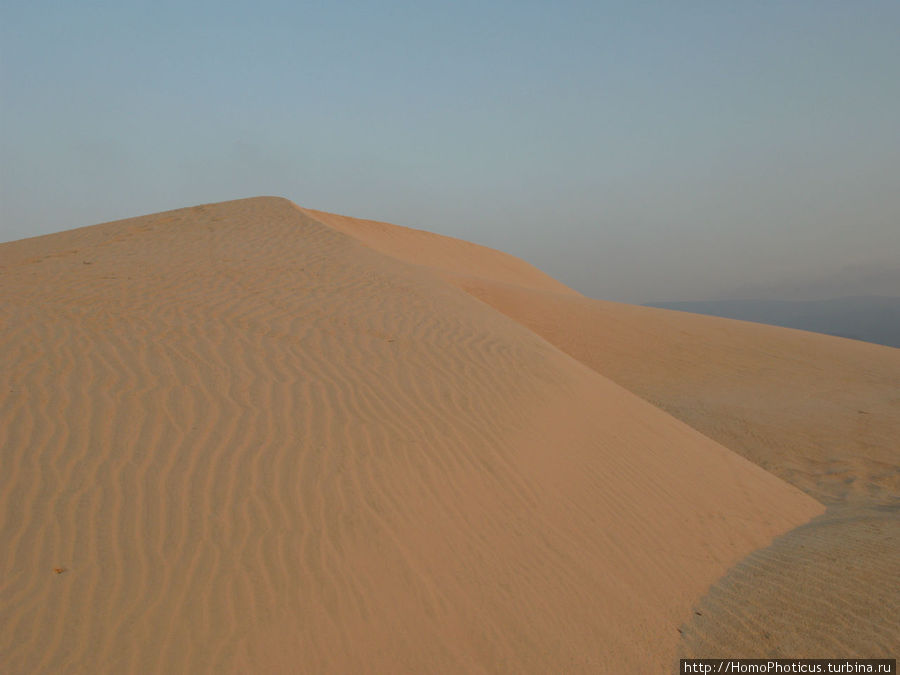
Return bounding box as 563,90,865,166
316,208,900,660
0,197,828,673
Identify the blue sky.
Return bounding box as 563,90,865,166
2,0,898,301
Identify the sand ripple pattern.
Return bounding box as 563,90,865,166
1,197,821,673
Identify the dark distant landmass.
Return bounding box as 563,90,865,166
646,296,900,349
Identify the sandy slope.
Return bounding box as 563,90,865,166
312,208,899,659
0,197,821,674
305,210,900,506
452,281,900,507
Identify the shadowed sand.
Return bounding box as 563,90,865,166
677,505,900,658
0,197,890,672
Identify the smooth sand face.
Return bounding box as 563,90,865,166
300,207,580,297
3,196,885,673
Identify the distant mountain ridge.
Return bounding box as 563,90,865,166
645,296,900,349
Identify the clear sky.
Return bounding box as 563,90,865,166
2,0,898,302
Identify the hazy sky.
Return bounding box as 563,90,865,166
2,0,898,302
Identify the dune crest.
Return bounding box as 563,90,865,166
2,197,822,673
300,206,578,296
